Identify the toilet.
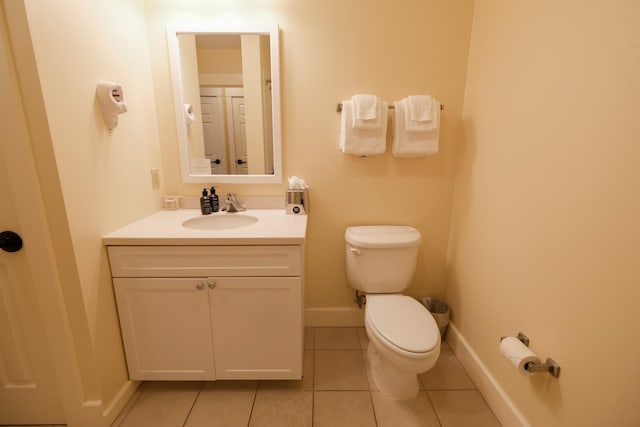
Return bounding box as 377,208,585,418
345,225,441,400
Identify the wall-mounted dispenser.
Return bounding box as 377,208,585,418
96,81,127,130
286,176,309,215
184,104,196,124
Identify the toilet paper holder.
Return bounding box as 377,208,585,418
500,332,561,378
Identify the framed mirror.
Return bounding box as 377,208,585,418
167,24,282,183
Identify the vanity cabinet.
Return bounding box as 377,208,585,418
107,245,303,381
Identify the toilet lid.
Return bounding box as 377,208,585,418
345,226,421,248
366,295,440,353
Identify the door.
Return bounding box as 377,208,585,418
113,278,216,380
210,277,302,380
0,162,65,424
200,87,227,174
0,4,65,424
262,70,274,174
225,88,248,174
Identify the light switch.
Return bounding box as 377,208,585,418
150,168,160,189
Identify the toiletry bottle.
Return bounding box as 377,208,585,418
209,186,220,212
200,188,212,215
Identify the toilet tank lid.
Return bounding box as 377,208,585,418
345,226,421,248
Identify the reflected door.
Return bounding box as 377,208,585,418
200,94,227,174
226,91,248,175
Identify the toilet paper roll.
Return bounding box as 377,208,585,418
500,336,540,375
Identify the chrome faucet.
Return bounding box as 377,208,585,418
223,193,246,212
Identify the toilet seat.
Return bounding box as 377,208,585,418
366,295,440,354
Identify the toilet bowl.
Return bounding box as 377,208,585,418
365,294,440,399
344,225,441,400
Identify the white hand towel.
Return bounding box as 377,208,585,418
407,95,433,121
392,100,439,157
403,95,439,132
340,100,388,156
352,94,382,129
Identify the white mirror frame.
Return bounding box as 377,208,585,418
167,24,282,184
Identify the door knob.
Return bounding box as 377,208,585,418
236,159,247,165
0,231,23,253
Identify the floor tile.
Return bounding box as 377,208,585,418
419,350,476,390
428,390,501,427
357,327,369,349
248,390,312,427
371,391,441,427
259,350,313,390
314,327,361,349
304,327,315,349
185,389,255,427
315,350,368,390
361,349,379,391
114,381,200,427
202,380,258,390
314,391,376,427
110,329,498,427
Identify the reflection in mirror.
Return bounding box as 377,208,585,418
167,25,281,183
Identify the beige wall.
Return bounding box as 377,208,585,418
197,46,242,75
144,0,475,309
448,1,640,425
12,0,640,424
22,0,163,409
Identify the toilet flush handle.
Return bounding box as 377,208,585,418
348,247,362,255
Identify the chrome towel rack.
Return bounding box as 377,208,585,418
336,102,444,113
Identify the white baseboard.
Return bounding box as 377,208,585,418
101,380,141,426
446,323,530,427
305,307,365,327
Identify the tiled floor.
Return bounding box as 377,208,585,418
112,327,501,427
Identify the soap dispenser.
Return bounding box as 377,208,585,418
200,188,212,215
209,187,220,212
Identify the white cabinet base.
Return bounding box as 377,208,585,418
211,277,302,379
108,245,304,381
114,278,215,380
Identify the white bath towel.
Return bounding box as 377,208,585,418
403,95,439,132
340,100,388,156
392,100,439,157
352,94,383,129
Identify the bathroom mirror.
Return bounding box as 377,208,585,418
167,24,282,183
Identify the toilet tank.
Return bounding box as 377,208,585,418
345,226,421,294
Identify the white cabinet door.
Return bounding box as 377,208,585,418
210,277,302,379
113,278,215,380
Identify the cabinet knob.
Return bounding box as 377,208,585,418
207,279,216,289
196,283,205,291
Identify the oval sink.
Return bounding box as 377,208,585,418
182,214,258,230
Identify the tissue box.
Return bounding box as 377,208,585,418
286,189,309,215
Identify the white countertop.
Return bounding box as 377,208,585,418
103,209,308,246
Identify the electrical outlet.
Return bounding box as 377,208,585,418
150,168,160,189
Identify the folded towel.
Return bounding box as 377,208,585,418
340,100,388,156
403,95,439,132
392,100,439,157
353,94,377,120
352,94,382,129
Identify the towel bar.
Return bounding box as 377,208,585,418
336,102,444,113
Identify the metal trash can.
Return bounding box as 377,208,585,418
421,297,450,339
